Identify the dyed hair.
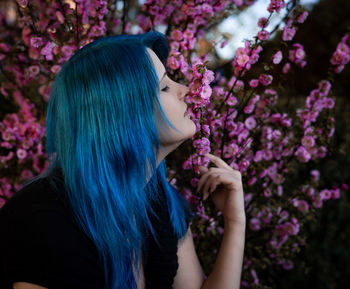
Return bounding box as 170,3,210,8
23,31,194,289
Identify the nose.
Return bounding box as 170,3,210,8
178,83,189,101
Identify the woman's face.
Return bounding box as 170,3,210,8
146,48,196,160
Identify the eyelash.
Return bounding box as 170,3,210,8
161,85,170,92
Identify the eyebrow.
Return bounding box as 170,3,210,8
159,71,166,83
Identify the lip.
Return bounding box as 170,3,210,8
183,106,188,116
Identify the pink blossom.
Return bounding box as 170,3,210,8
199,3,214,18
61,45,75,61
203,70,215,85
318,80,331,96
245,116,256,130
253,150,263,162
20,169,34,180
301,136,315,148
257,30,270,41
16,148,27,159
183,29,194,40
50,65,61,74
282,26,296,41
337,42,350,55
89,21,106,37
282,62,290,74
200,84,212,101
258,74,273,86
236,54,250,67
295,146,311,163
56,10,65,24
330,50,347,65
320,189,332,201
331,188,340,199
264,188,272,197
267,0,286,13
294,200,309,212
250,269,259,285
249,218,261,231
277,185,283,196
297,11,309,23
171,29,183,41
323,98,335,109
193,137,210,151
317,146,327,158
40,41,54,61
227,94,238,106
248,177,257,186
243,104,254,114
170,41,180,52
312,197,323,208
167,56,180,70
272,50,283,64
310,170,320,181
233,0,244,7
258,17,269,28
0,43,10,53
27,65,40,77
30,37,44,48
182,159,193,170
39,84,52,102
249,79,259,88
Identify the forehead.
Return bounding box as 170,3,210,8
146,47,164,80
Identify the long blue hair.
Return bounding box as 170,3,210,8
22,31,194,289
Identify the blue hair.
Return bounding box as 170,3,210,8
22,31,194,289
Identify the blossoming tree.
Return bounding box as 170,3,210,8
0,0,349,287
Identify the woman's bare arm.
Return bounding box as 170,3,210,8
13,282,48,289
200,220,246,289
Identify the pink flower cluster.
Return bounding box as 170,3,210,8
282,26,296,42
139,0,258,32
270,215,300,250
293,79,334,165
288,43,307,68
267,0,286,13
0,111,46,167
233,40,263,76
1,0,348,287
297,79,334,129
330,33,350,73
0,108,47,207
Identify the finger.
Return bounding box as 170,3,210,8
197,171,212,193
205,153,233,171
205,179,219,201
202,174,220,199
198,165,208,174
209,179,219,194
196,168,224,192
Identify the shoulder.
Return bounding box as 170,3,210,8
0,170,69,222
0,172,104,289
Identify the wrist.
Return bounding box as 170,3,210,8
224,217,246,230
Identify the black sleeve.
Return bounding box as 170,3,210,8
1,209,104,289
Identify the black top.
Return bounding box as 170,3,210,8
0,168,190,289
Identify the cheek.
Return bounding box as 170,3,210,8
160,98,181,121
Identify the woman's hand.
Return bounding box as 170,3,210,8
197,153,246,224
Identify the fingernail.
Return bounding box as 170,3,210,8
204,192,208,201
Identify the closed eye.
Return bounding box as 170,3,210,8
161,85,170,92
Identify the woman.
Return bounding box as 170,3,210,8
0,31,246,289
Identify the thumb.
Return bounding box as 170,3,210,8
198,165,208,174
